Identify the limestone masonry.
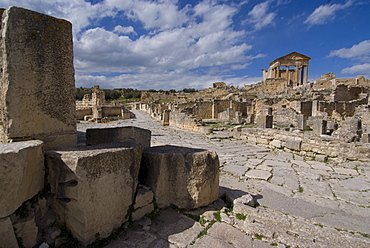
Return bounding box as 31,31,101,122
1,6,370,248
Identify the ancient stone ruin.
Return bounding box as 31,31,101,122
76,85,133,122
0,7,219,247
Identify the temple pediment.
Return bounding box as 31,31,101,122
270,52,311,66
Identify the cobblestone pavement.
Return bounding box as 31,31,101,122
78,110,370,248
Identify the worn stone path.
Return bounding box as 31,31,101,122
77,110,370,248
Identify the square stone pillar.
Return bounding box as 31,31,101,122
256,115,273,128
163,109,170,126
0,7,76,150
297,114,308,131
313,119,327,135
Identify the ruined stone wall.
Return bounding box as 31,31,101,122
273,107,299,127
197,101,213,119
234,127,370,161
333,85,362,102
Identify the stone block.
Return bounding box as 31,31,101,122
256,115,273,128
313,119,327,135
0,7,76,150
361,133,370,143
45,143,143,245
86,126,151,147
285,140,302,151
139,145,219,209
270,139,282,148
0,140,44,218
134,187,154,209
132,204,155,221
0,217,18,248
297,114,308,131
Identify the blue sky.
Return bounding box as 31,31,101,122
1,0,370,90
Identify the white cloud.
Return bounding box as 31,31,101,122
113,25,137,35
329,40,370,77
341,63,370,75
75,71,260,90
329,40,370,61
245,1,276,30
304,0,353,26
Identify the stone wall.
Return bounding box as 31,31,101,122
234,127,370,161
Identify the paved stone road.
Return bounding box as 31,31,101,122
78,110,370,248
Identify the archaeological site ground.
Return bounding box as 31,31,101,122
1,6,370,248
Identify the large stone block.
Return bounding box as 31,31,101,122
0,7,76,150
86,126,151,147
140,145,219,209
45,143,143,245
0,140,44,218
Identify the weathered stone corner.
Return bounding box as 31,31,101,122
139,145,220,209
0,140,44,219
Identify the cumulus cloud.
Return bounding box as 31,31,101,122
341,63,370,75
113,25,137,35
329,40,370,76
304,0,353,26
245,1,276,30
329,40,370,61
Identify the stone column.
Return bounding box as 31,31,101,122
304,66,309,83
212,100,218,119
294,65,299,84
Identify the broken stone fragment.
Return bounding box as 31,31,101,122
140,145,219,209
45,143,143,246
0,140,44,218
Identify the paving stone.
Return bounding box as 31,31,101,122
258,187,339,219
262,160,292,168
299,178,335,199
292,160,311,168
314,212,370,235
306,161,333,171
189,236,235,248
333,167,359,175
338,178,370,191
245,170,272,180
206,222,253,248
222,165,249,177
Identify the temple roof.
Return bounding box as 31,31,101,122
270,52,311,66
